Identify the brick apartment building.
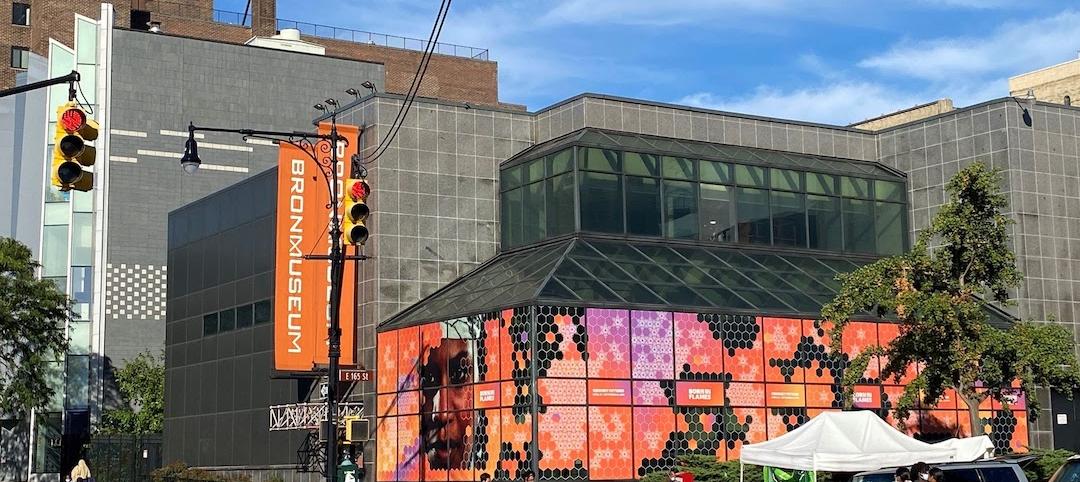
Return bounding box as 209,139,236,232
1,0,507,108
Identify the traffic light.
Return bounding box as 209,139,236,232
343,416,369,443
51,102,98,192
342,178,370,245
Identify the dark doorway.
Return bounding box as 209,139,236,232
1052,389,1080,451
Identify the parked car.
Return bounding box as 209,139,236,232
1048,455,1080,482
854,461,1029,482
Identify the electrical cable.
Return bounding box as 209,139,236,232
361,0,451,165
75,81,94,114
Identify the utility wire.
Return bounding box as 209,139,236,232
362,0,452,165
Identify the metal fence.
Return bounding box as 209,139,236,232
85,435,162,482
273,19,489,60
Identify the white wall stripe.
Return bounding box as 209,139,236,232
136,149,182,159
199,141,253,152
200,163,249,173
110,129,146,137
110,156,138,163
245,138,277,146
160,129,204,139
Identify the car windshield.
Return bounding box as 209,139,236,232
1052,461,1080,482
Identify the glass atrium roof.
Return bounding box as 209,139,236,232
381,236,879,330
502,128,903,181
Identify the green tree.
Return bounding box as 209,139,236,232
822,163,1080,433
0,237,70,414
99,351,165,434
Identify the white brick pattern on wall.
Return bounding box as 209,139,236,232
105,263,167,320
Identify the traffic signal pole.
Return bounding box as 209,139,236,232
185,111,367,482
0,70,79,99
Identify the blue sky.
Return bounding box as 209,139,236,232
217,0,1080,125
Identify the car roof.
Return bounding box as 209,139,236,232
856,461,1022,476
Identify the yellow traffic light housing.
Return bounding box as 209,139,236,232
51,102,98,192
343,416,369,444
343,178,370,245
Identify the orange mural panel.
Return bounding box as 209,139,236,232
474,382,500,409
588,406,633,480
802,319,835,385
723,316,764,382
921,410,961,439
633,407,675,477
376,416,398,482
805,385,839,409
273,123,359,371
852,385,881,409
377,394,397,418
378,330,398,394
398,414,421,482
877,323,917,384
726,382,765,407
537,378,587,405
841,321,880,382
398,326,421,391
675,381,726,407
538,406,588,472
727,408,766,461
476,409,501,480
764,317,805,383
499,309,517,381
674,312,725,377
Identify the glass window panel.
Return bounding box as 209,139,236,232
771,169,803,192
71,212,92,265
525,158,545,184
548,149,573,175
72,189,92,212
875,201,905,255
581,147,620,172
602,280,664,304
41,225,68,277
45,184,68,203
32,412,62,472
634,245,688,266
571,257,628,282
522,181,546,244
236,304,254,328
735,165,767,187
700,160,731,184
843,198,876,253
501,165,522,190
75,19,97,64
73,302,90,321
44,276,66,294
555,276,624,303
219,308,236,332
546,173,575,236
68,321,91,355
662,156,695,179
587,240,652,264
620,262,682,285
663,180,698,239
579,171,623,233
652,284,711,307
501,188,523,247
771,191,806,248
623,151,658,177
10,46,29,69
539,278,579,300
625,176,661,236
696,287,753,309
807,195,843,251
842,177,871,198
12,3,29,26
75,66,95,104
65,355,89,408
203,313,219,335
736,187,770,245
700,184,733,242
875,180,904,202
663,263,712,285
806,173,837,195
44,203,68,225
70,266,91,304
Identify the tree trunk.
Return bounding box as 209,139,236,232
959,391,984,436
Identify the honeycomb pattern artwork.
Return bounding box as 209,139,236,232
675,312,725,380
671,407,730,458
588,406,633,480
498,407,534,482
377,330,399,394
586,309,631,379
537,306,588,378
764,317,808,383
983,410,1022,452
398,326,421,391
767,407,810,438
537,406,589,481
377,416,398,481
398,414,421,481
633,407,676,478
475,311,500,383
727,408,766,460
714,314,764,382
631,310,674,380
504,307,537,419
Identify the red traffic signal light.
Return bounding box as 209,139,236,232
343,179,370,245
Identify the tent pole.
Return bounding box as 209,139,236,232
740,460,744,482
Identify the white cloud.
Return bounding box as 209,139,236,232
859,10,1080,82
676,83,928,126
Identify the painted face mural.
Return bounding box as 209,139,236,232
420,337,474,469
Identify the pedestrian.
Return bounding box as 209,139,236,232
70,459,91,482
895,467,911,482
910,462,930,482
928,468,945,482
523,470,535,482
480,474,491,482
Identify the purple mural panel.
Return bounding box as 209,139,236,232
586,308,631,379
631,310,674,380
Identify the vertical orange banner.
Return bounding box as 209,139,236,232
274,123,359,371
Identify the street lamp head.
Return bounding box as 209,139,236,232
314,103,326,112
325,98,338,107
180,123,202,174
361,81,377,93
345,88,361,99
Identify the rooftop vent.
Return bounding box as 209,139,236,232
244,28,325,55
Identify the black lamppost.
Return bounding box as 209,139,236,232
180,107,350,482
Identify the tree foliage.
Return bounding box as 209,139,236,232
821,163,1080,432
1022,448,1076,482
0,237,71,414
99,351,165,434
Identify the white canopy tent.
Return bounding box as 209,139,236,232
933,436,996,462
740,411,963,474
